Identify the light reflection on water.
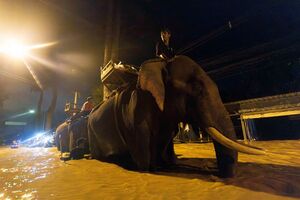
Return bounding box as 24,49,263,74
0,147,57,199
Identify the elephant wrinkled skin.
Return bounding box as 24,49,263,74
55,117,89,159
88,55,263,177
55,121,69,152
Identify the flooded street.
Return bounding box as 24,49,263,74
0,148,59,199
1,141,300,199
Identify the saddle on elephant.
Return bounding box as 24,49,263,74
101,60,139,92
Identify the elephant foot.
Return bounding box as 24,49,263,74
217,154,237,178
149,165,159,172
60,152,71,161
218,163,237,178
70,147,85,160
84,154,92,159
158,153,177,169
214,142,237,178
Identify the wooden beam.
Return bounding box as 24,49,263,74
240,117,248,141
241,109,300,119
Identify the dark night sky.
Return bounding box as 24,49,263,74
0,0,300,128
118,0,300,101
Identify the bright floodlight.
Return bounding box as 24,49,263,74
1,39,28,58
0,38,57,59
35,132,44,138
29,109,35,114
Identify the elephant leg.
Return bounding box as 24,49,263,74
81,120,90,154
59,134,64,152
60,131,70,153
128,87,179,170
155,123,177,168
130,120,153,171
55,134,60,151
212,140,237,177
69,131,74,152
148,128,173,171
124,90,161,171
201,110,237,177
162,137,176,167
88,124,101,160
212,119,237,178
196,82,237,177
191,123,200,139
84,140,90,154
69,132,83,159
212,102,238,177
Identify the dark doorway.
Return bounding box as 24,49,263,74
254,115,300,140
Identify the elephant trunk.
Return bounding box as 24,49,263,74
206,127,266,155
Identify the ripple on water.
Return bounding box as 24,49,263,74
0,147,56,199
0,189,37,200
1,168,19,173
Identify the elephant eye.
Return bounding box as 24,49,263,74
190,80,203,96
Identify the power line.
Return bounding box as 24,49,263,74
176,15,248,55
199,31,300,69
176,1,290,55
208,44,300,80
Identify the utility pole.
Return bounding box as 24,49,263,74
44,86,57,131
102,0,121,100
73,91,79,114
102,0,114,100
35,89,44,132
111,0,121,62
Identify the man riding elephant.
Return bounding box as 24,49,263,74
88,55,265,177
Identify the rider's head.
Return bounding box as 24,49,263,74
160,28,171,43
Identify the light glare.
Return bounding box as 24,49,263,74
29,109,35,114
1,39,28,58
0,38,57,59
35,133,44,138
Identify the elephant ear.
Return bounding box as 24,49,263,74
138,59,167,111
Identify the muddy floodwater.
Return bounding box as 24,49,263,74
0,141,300,199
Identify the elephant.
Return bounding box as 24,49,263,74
88,55,264,177
55,117,89,159
55,121,69,152
68,117,90,159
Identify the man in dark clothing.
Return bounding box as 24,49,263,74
156,28,175,59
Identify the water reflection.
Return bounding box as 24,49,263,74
0,147,57,199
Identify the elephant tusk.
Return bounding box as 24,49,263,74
206,127,266,155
